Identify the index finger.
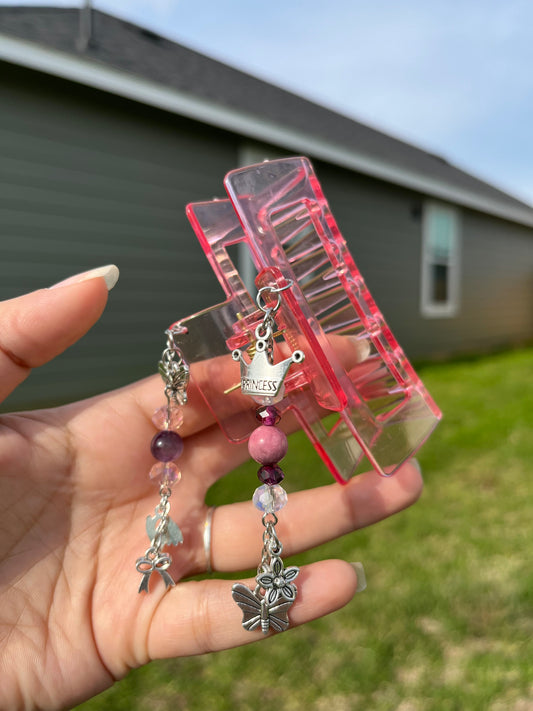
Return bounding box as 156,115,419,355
131,333,373,439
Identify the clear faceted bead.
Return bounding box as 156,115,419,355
149,461,181,486
151,405,184,431
252,484,288,513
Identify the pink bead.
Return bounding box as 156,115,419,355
248,425,288,465
151,405,184,431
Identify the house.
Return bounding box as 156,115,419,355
1,5,532,409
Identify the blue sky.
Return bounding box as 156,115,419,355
4,0,533,204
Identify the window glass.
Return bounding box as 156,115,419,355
421,203,460,317
432,263,449,302
428,211,453,262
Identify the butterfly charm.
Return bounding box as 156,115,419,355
232,583,295,634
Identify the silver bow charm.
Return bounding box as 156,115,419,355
135,548,175,593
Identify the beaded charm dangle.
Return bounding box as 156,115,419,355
232,283,304,633
135,325,189,594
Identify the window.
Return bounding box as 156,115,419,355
420,202,460,317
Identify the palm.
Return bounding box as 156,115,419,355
0,276,422,710
0,375,231,706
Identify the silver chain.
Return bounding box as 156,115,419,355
151,483,172,554
258,513,282,574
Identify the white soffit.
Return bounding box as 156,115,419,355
2,33,533,229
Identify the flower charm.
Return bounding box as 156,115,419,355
256,556,299,605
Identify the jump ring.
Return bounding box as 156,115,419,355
255,280,294,314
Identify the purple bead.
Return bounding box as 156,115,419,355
255,405,281,426
258,464,285,485
248,425,288,464
150,430,184,462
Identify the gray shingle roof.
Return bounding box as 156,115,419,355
1,5,533,223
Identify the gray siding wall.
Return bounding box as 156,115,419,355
1,65,531,413
0,64,237,410
316,161,533,359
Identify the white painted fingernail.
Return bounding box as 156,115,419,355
411,458,422,475
50,265,120,291
348,336,372,363
350,562,367,592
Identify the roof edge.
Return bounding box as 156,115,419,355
2,32,533,229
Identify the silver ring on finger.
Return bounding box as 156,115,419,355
203,505,216,574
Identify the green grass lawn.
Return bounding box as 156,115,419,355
77,347,533,711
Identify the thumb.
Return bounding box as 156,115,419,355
0,265,119,404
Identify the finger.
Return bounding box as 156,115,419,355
124,333,375,440
0,274,112,403
140,559,358,660
90,371,297,452
116,372,225,439
204,460,422,572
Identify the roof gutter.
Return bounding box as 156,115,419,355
2,32,533,228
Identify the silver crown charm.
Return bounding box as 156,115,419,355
232,336,304,399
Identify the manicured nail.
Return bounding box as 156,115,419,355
411,458,422,475
348,336,372,363
50,265,120,291
350,562,367,592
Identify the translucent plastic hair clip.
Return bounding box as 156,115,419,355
176,157,441,483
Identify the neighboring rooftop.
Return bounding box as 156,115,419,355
1,5,533,227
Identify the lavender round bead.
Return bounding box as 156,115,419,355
150,430,184,462
248,425,288,465
257,464,285,485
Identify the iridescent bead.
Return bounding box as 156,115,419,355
257,464,285,485
151,405,184,431
253,484,288,512
248,425,288,464
255,405,281,426
149,461,181,485
150,430,184,462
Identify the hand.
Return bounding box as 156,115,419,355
0,271,423,710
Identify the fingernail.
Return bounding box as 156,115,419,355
348,336,372,363
50,265,120,291
411,458,422,475
350,562,367,592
